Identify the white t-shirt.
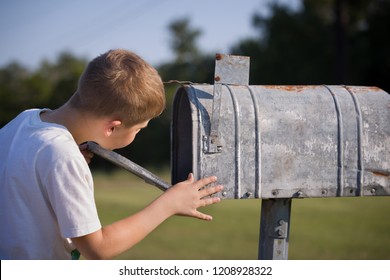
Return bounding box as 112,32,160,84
0,109,101,259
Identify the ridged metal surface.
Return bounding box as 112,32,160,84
171,85,390,199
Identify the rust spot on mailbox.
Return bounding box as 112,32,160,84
263,85,318,92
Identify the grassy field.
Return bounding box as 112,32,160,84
92,170,390,260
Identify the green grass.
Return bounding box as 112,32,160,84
92,170,390,260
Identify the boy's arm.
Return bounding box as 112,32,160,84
71,174,223,260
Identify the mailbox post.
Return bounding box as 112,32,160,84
259,198,291,259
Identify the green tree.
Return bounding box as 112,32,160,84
0,52,87,128
231,0,390,92
0,62,31,126
159,17,215,83
47,52,87,108
168,17,202,64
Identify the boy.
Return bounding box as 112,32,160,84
0,49,223,259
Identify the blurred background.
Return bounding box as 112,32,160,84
1,0,389,259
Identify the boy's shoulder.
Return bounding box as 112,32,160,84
2,108,80,161
1,109,50,131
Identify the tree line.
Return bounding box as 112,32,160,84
1,0,389,170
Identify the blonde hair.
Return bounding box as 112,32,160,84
69,49,165,126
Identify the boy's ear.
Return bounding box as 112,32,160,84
104,120,122,137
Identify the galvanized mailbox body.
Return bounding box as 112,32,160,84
171,85,390,199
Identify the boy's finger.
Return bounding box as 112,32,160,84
186,173,194,182
194,176,218,189
200,185,224,198
79,142,88,151
193,211,213,221
200,196,221,207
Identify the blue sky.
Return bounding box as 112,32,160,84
0,0,300,69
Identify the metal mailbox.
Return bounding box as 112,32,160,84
170,54,390,259
171,84,390,199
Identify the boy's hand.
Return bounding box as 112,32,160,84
72,173,223,259
162,173,223,221
79,143,94,164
